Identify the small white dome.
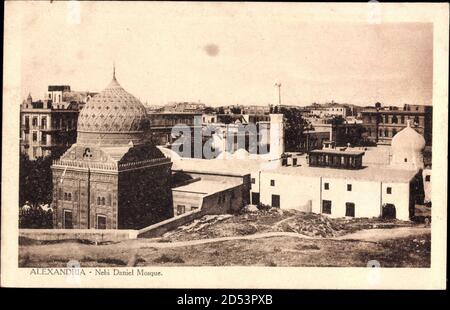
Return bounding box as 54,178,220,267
233,148,250,159
391,120,425,152
216,151,233,159
390,120,425,170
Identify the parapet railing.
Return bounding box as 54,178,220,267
52,157,171,171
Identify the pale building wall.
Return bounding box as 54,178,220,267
422,169,432,203
255,171,412,220
380,182,411,221
250,171,260,194
172,191,203,215
320,178,381,218
259,172,320,212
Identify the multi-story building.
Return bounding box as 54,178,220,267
361,103,432,146
163,101,206,113
20,86,96,160
20,92,78,160
147,111,202,145
242,105,271,115
307,102,351,118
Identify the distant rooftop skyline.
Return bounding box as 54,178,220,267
15,2,433,107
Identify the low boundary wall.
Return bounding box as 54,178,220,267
19,229,138,242
138,209,205,238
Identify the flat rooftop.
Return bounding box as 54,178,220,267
309,149,365,156
173,179,241,195
263,165,418,183
171,152,418,183
172,157,267,176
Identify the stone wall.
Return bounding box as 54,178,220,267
118,161,174,229
20,229,138,243
138,210,205,238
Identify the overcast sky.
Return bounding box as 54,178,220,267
15,2,433,107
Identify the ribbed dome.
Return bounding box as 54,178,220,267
391,120,425,152
77,74,149,146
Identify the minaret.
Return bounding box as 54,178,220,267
269,114,284,163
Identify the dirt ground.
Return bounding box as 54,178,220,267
19,232,430,267
19,209,430,268
159,209,417,241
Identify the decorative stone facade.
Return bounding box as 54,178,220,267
51,72,173,230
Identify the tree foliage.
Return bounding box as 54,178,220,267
19,153,53,209
230,106,242,114
19,207,53,229
203,106,216,114
279,107,307,152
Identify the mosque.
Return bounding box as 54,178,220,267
50,69,429,231
51,71,173,229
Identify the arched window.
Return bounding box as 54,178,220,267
379,129,383,137
97,197,101,205
400,115,405,124
385,128,389,137
414,116,419,125
68,193,72,201
392,128,397,136
101,197,106,205
64,193,67,200
385,115,389,123
392,115,398,124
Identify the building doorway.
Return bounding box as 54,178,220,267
271,194,280,208
382,204,396,219
345,202,355,217
251,192,260,205
97,215,107,230
322,200,332,214
63,210,73,229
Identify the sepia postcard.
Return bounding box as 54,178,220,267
1,1,448,290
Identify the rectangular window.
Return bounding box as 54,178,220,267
177,205,186,216
347,184,352,191
251,178,255,184
97,215,107,229
270,180,275,186
190,206,199,211
425,175,431,182
324,182,329,190
32,132,37,142
63,210,73,229
345,203,355,217
271,194,280,208
322,200,332,214
386,187,392,194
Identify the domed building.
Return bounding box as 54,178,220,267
391,119,426,170
51,70,173,229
